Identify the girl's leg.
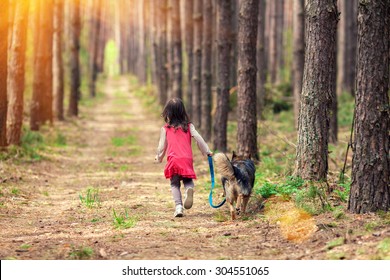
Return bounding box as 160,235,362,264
183,178,194,209
170,175,182,206
183,178,194,190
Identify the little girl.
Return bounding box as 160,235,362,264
155,98,212,217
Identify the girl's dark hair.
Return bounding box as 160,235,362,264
161,98,190,132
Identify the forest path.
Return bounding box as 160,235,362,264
1,76,385,260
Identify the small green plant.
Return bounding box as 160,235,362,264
54,132,67,147
256,182,278,199
295,183,332,215
376,238,390,260
334,181,351,203
364,221,379,232
326,237,345,250
20,244,31,250
113,208,137,229
255,176,304,199
69,246,94,260
42,191,49,197
79,188,100,208
11,188,20,195
333,207,346,219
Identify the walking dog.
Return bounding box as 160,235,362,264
213,152,256,220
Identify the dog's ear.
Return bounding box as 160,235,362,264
232,151,237,161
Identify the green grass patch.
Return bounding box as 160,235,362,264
254,176,304,199
11,188,20,196
20,244,31,250
111,135,136,147
376,238,390,260
364,221,380,232
79,188,100,208
326,237,345,250
295,183,332,215
69,246,94,260
113,208,138,229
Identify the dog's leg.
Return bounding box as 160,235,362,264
236,194,243,215
227,200,236,220
241,195,250,214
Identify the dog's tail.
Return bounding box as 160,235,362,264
213,153,235,180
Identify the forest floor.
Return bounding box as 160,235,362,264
0,76,389,260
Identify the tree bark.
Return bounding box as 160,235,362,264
119,0,127,74
68,0,81,117
192,0,202,127
348,0,390,213
256,0,266,120
237,0,259,160
292,0,305,129
53,0,65,121
183,0,194,117
200,0,212,141
0,0,8,146
156,0,169,106
213,0,232,152
337,0,358,96
30,0,54,130
275,0,284,84
89,0,102,98
229,0,238,90
7,1,29,145
295,0,338,181
137,0,147,84
167,0,182,99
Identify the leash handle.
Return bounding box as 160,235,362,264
208,155,226,208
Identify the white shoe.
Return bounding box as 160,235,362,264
174,205,184,217
183,188,194,209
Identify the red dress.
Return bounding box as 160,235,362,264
163,124,196,179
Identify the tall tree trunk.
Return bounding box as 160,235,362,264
292,0,305,129
256,0,266,120
184,0,194,116
200,0,212,141
167,0,182,99
337,0,358,96
68,0,81,117
295,0,338,181
30,0,54,130
137,0,147,84
7,0,29,145
150,0,157,83
275,0,284,84
268,0,276,84
42,0,54,125
129,0,138,75
157,0,168,106
348,0,390,213
89,0,102,98
0,0,9,146
213,0,232,152
96,0,107,74
119,0,127,74
230,0,238,89
53,0,64,121
192,0,202,127
237,0,259,160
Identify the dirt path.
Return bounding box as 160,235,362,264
0,77,388,260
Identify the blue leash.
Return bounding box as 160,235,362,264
208,155,226,208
